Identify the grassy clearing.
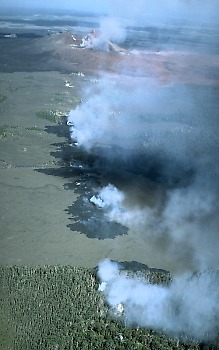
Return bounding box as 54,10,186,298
54,92,66,102
0,125,7,138
25,126,43,132
24,75,34,80
0,95,7,104
0,266,211,350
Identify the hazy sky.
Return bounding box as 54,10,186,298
0,0,110,13
0,0,218,24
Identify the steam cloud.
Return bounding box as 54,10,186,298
98,259,219,341
99,17,126,44
68,71,219,339
68,73,219,339
80,18,126,51
67,2,219,341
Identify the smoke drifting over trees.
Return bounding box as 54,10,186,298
67,0,219,342
68,67,219,342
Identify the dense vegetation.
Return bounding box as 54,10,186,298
0,266,218,349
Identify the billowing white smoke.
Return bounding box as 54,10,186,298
92,177,219,272
68,74,219,339
67,2,219,339
98,259,219,341
68,76,156,150
99,17,126,44
68,76,203,163
80,17,126,51
90,184,124,209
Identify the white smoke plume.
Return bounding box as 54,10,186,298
68,71,219,338
90,184,124,209
98,259,219,341
80,17,126,51
68,76,204,159
68,74,219,339
67,0,219,341
99,17,126,44
94,175,219,271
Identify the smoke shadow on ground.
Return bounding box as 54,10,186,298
35,121,128,240
91,145,196,189
36,116,198,242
